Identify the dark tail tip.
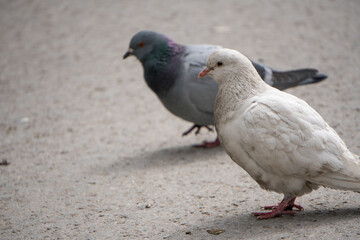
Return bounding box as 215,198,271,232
296,73,328,86
311,73,328,83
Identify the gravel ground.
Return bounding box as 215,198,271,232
1,0,360,239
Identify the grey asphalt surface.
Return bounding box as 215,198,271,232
1,1,360,239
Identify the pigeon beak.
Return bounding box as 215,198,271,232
198,67,213,78
123,48,134,59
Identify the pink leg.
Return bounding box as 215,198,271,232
253,197,303,219
193,137,220,148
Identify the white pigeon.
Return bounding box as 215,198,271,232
198,48,360,219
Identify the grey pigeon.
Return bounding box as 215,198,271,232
199,48,360,219
123,30,327,147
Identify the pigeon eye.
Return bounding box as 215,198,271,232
217,61,223,67
138,42,145,48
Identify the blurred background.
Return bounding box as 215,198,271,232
1,0,359,239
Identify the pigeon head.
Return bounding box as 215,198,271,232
198,48,254,83
123,31,183,95
123,30,172,62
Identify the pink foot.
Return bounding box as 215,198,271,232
253,197,303,220
193,138,220,148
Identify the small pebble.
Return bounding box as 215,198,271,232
0,159,9,166
207,229,225,235
18,117,29,124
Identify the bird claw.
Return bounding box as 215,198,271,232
253,210,296,219
182,124,213,136
253,197,303,219
182,125,219,148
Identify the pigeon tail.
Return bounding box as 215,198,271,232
296,73,328,86
310,172,360,193
272,69,327,90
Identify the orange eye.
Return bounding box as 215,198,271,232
138,42,145,48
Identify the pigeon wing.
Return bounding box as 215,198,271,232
239,91,356,181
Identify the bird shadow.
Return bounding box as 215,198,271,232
168,207,360,239
100,144,227,175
